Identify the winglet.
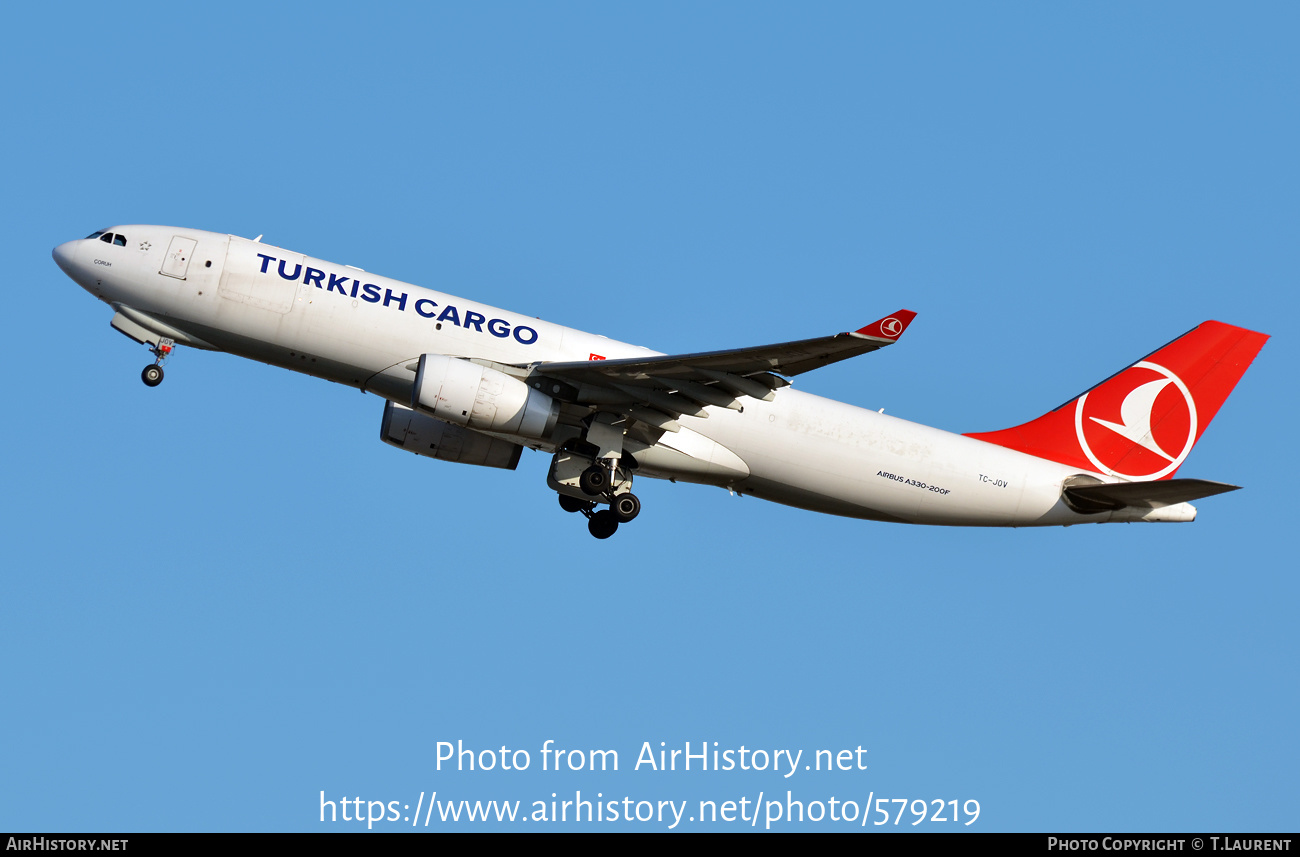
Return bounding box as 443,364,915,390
855,309,917,341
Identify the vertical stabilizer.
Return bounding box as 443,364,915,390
965,321,1268,480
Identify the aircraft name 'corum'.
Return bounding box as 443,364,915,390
254,253,539,346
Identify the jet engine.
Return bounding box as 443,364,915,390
412,354,559,439
381,401,522,469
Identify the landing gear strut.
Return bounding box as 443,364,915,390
141,337,175,388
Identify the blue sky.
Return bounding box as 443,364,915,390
2,2,1296,832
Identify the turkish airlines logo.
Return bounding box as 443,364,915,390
880,317,903,337
1073,361,1198,480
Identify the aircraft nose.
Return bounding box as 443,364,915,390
52,240,79,276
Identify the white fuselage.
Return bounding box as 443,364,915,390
54,225,1169,527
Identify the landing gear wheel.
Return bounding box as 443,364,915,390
611,492,641,523
579,465,608,496
587,509,619,539
141,365,164,387
558,494,594,514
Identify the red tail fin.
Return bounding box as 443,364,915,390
965,321,1268,480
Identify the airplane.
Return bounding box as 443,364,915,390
52,225,1269,538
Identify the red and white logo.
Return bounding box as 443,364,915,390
1073,361,1198,480
880,317,902,337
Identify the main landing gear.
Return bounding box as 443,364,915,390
549,434,643,540
556,473,642,540
141,337,175,387
555,461,643,540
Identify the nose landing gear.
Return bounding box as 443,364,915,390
141,338,175,387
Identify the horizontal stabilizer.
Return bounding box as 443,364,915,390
1063,478,1240,513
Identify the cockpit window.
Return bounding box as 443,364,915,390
97,232,128,246
86,231,105,240
99,233,113,243
113,234,126,246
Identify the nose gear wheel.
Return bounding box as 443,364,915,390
141,337,176,387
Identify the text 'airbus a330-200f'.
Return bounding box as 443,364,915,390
53,226,1268,538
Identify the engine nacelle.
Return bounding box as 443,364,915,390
413,354,559,439
381,401,522,469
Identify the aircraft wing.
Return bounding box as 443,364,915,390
527,310,916,422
